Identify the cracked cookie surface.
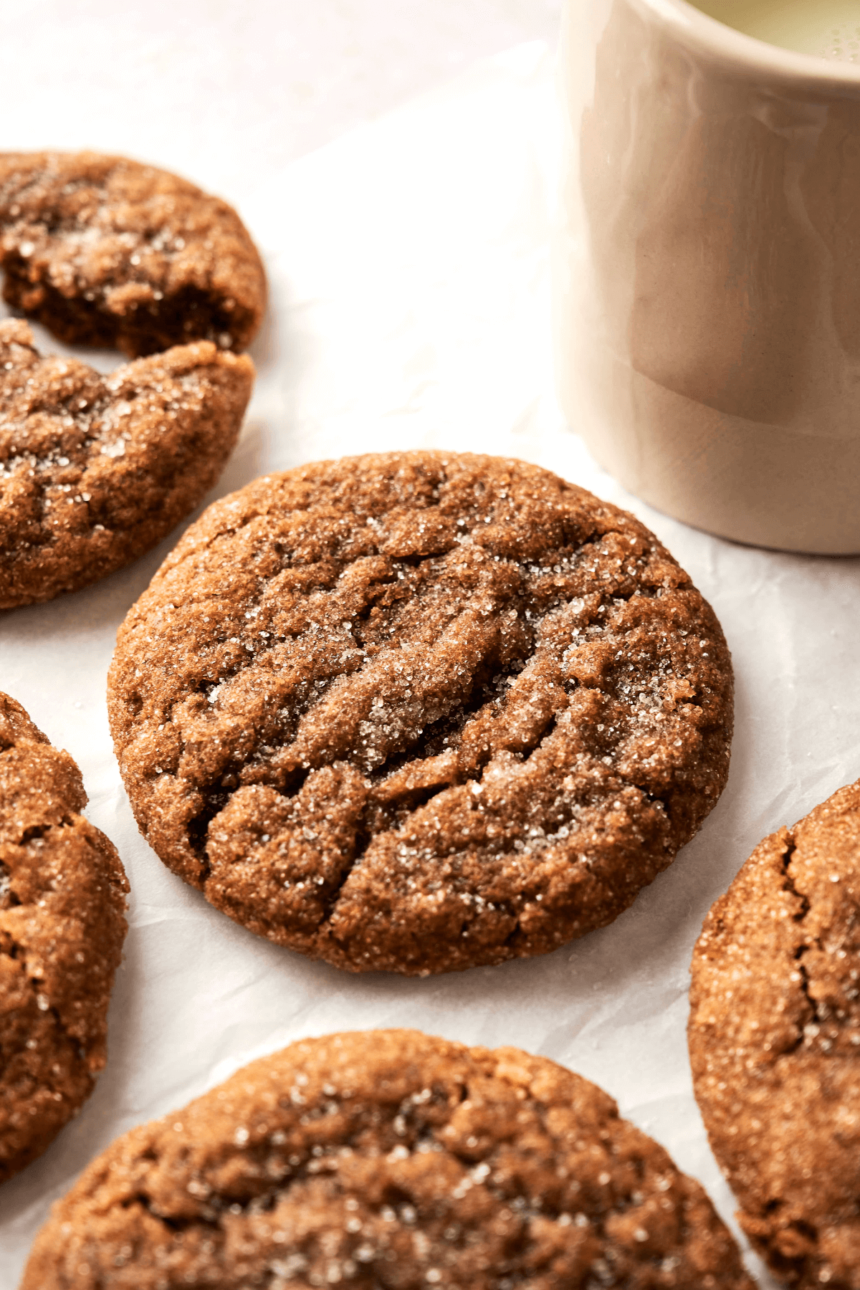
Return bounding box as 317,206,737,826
689,780,860,1289
0,318,254,608
107,451,733,975
0,691,128,1184
22,1028,756,1290
0,150,266,357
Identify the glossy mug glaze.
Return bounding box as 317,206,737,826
555,0,860,552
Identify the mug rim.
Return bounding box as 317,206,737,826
632,0,860,86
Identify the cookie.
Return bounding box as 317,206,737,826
0,692,128,1184
107,452,733,974
0,150,266,357
22,1028,755,1289
0,318,254,608
689,780,860,1289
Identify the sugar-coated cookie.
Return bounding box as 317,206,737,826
108,452,733,974
0,319,254,607
690,780,860,1289
0,150,266,357
0,692,128,1183
23,1029,755,1289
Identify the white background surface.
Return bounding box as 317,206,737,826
1,2,857,1285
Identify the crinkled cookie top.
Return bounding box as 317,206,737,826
109,452,733,975
23,1028,755,1289
690,779,860,1290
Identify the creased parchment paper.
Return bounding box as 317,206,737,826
2,40,858,1289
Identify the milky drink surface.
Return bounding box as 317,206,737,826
690,0,860,60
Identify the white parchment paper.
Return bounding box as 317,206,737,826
2,37,858,1288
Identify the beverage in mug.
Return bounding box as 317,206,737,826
556,0,860,553
691,0,860,60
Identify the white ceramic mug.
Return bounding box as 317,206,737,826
555,0,860,553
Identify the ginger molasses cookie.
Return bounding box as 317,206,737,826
23,1028,756,1290
108,452,733,974
0,150,266,357
689,780,860,1290
0,318,254,608
0,692,128,1184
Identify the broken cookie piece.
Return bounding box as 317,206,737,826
0,150,266,357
